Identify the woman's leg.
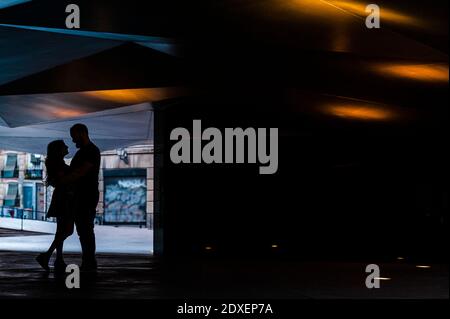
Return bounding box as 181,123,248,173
45,218,67,256
37,217,72,271
55,218,74,265
36,220,66,270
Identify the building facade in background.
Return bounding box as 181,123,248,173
0,145,153,229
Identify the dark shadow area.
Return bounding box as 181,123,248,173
154,90,448,263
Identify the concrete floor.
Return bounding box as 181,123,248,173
0,228,48,237
0,220,153,254
0,250,447,299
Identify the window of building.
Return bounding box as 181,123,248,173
2,153,18,178
25,154,43,179
4,183,19,207
29,154,42,168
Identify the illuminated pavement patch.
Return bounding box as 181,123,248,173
0,221,153,255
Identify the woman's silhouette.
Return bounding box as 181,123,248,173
36,140,75,271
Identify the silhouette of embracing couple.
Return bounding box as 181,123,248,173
36,124,100,273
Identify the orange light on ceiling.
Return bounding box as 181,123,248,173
51,109,85,118
324,0,418,26
81,87,186,104
373,63,449,83
322,103,397,121
280,0,419,26
31,103,85,119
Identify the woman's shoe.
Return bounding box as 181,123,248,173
36,253,50,271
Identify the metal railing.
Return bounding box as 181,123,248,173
0,206,51,222
0,206,51,231
24,169,43,179
0,206,153,229
101,212,153,229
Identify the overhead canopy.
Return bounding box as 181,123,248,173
0,102,155,156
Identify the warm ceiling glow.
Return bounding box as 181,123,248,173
373,63,449,83
324,0,418,26
276,0,349,19
81,87,185,104
271,244,279,248
331,26,351,53
19,87,185,122
416,265,431,269
280,0,419,26
31,103,85,119
51,109,85,118
205,246,213,251
323,103,397,121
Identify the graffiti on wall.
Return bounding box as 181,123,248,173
104,177,147,223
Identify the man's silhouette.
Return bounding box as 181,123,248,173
65,123,101,271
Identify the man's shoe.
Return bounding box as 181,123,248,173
54,259,67,272
36,253,50,271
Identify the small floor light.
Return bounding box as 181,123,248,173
416,265,431,269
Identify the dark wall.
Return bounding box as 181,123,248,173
154,90,448,261
148,0,448,262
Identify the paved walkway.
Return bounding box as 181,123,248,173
0,228,49,237
0,251,447,299
0,218,153,254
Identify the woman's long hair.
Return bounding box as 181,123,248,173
45,140,66,187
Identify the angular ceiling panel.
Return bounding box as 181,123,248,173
0,25,124,86
0,23,178,56
0,0,31,10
